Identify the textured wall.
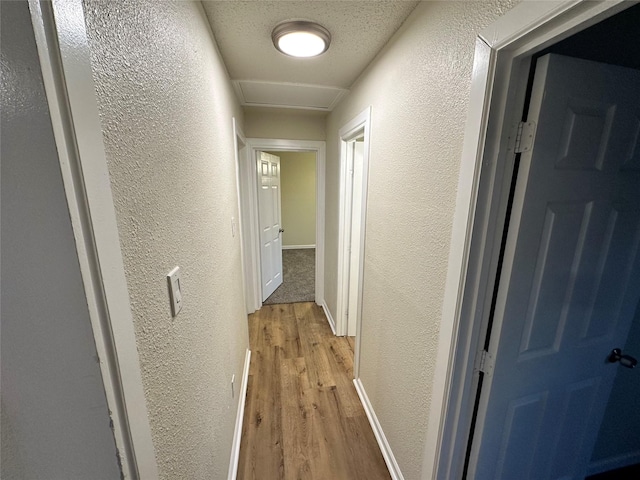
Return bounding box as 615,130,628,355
270,152,317,247
0,2,119,478
244,107,326,140
82,1,249,478
324,1,518,478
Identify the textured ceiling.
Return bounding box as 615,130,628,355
202,1,420,109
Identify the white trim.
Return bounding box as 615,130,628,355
244,139,326,310
336,107,371,379
587,451,640,477
353,379,404,480
316,145,326,306
321,301,337,335
233,119,256,314
424,1,632,479
240,143,262,312
28,1,158,478
282,244,316,250
227,349,252,480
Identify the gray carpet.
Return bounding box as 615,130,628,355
263,249,315,305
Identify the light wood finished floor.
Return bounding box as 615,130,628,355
238,302,391,480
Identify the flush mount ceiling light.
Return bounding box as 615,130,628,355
272,21,331,58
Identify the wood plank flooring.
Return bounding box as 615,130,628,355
238,302,391,480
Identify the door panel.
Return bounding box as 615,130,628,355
519,201,589,358
547,378,600,478
495,391,548,480
621,113,640,170
555,99,615,171
471,54,640,480
580,204,640,340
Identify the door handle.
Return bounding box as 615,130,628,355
279,228,285,233
608,348,637,369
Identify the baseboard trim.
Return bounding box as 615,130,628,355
353,378,404,480
228,348,251,480
282,244,316,250
321,301,336,335
587,451,640,476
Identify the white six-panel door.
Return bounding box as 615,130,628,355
470,54,640,479
258,152,283,301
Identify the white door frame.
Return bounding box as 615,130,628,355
243,139,326,313
232,119,255,314
336,108,371,377
423,1,633,478
28,1,158,478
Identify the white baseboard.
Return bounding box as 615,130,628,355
353,378,404,480
228,348,251,480
282,244,315,250
321,301,336,335
587,450,640,476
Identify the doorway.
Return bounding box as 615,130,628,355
429,2,640,479
237,139,326,314
468,51,640,479
262,150,317,305
465,5,640,479
336,107,371,377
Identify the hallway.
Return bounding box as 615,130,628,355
11,0,625,478
238,303,390,480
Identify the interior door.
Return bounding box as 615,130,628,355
470,54,640,479
258,151,283,301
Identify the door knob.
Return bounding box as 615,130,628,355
279,228,285,233
608,348,637,369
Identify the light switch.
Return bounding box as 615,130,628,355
167,267,182,317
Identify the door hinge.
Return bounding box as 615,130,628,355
514,121,536,154
477,349,494,376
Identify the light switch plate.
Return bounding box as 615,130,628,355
167,267,182,317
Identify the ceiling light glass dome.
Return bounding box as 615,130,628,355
272,21,331,58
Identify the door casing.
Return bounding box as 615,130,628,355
423,1,635,479
241,139,326,313
232,119,254,314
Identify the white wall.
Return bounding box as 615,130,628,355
0,2,120,478
324,1,518,478
268,151,317,247
82,0,249,478
244,107,326,140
